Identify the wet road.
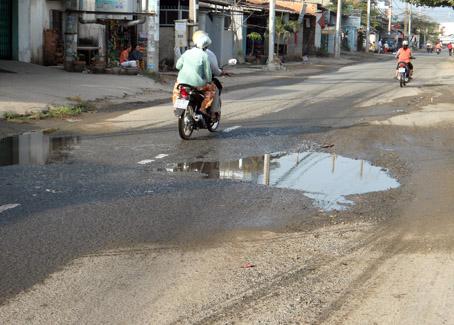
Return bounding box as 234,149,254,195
0,52,450,303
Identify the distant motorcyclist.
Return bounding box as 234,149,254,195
394,40,414,79
436,42,442,54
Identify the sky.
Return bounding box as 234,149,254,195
391,0,454,23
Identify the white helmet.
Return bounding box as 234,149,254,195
403,40,409,46
194,33,212,50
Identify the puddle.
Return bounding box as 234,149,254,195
0,132,79,166
161,152,400,211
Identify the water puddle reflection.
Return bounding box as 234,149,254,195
162,152,400,211
0,132,80,166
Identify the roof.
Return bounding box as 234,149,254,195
240,0,317,15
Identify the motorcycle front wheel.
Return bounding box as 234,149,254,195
178,107,194,140
207,112,221,132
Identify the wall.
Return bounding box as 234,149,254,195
30,0,44,64
200,12,234,66
286,25,303,59
18,0,63,63
231,11,244,58
159,27,176,66
18,0,31,62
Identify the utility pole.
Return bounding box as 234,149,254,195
366,0,371,52
404,2,408,38
64,0,77,71
388,3,392,33
268,0,275,66
334,0,342,58
146,0,160,73
408,1,413,42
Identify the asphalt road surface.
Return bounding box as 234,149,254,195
1,52,453,324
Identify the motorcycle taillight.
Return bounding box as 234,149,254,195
180,88,189,98
400,63,405,68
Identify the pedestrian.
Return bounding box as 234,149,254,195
371,42,376,52
120,44,137,69
129,44,145,75
378,39,384,54
447,42,453,56
384,42,389,53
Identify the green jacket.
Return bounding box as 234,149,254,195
176,48,212,87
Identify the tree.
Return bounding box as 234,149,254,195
327,0,386,34
274,17,300,56
402,0,454,8
247,32,262,56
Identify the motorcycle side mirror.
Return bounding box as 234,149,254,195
228,59,237,66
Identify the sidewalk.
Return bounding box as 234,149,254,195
0,52,381,117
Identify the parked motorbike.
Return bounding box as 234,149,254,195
397,62,410,87
173,59,237,140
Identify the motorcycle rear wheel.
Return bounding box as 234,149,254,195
178,107,194,140
399,74,404,87
207,112,221,132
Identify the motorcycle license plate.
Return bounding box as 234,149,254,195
398,68,406,73
174,98,189,109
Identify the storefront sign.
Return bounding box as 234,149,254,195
321,27,335,34
95,0,135,12
343,16,361,28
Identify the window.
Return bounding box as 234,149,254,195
160,0,189,26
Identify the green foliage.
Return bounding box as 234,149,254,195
247,32,262,42
274,17,300,56
402,0,454,8
3,98,95,120
247,32,263,55
316,35,330,57
327,0,386,33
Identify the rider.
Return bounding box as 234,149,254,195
394,40,414,79
192,30,227,79
192,30,227,117
172,33,216,116
436,42,442,52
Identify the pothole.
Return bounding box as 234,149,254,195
154,151,400,211
0,132,80,166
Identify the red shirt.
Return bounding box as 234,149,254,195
120,50,129,63
398,48,412,63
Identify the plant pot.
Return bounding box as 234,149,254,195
93,66,106,74
259,55,268,64
125,67,138,75
71,61,86,72
245,55,256,63
111,67,121,75
92,62,106,74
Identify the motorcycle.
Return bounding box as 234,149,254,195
173,59,237,140
436,48,441,55
397,62,410,87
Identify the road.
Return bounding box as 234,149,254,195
1,52,453,324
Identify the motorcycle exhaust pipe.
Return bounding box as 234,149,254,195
193,114,204,122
